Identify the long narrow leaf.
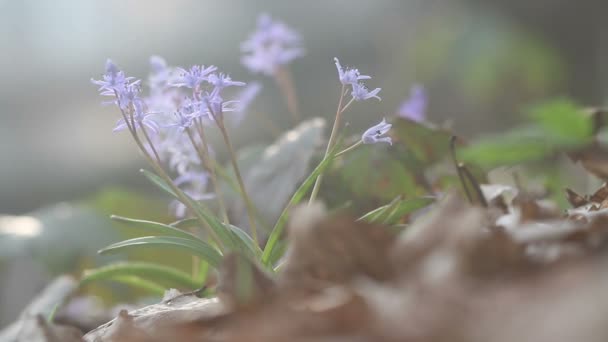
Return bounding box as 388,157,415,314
227,224,263,258
140,169,238,251
359,196,435,225
140,169,177,197
172,217,261,259
112,215,202,241
358,196,403,223
98,236,223,267
262,143,340,266
80,261,199,290
106,275,166,295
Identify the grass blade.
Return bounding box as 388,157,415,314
111,215,202,241
80,261,199,290
98,236,223,267
105,275,166,296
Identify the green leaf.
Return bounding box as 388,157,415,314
104,275,166,296
226,224,263,259
140,169,239,252
359,196,435,225
99,236,223,267
339,147,423,202
528,99,591,145
111,215,202,241
80,261,199,290
140,169,177,197
261,141,340,267
460,126,554,168
391,117,454,166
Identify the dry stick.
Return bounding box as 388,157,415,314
274,66,300,124
308,85,347,204
186,126,230,224
449,136,473,204
216,118,260,246
460,165,488,208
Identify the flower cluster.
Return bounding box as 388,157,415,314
334,58,381,101
241,13,304,76
92,57,257,217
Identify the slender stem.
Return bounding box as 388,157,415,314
216,120,259,245
308,84,347,204
186,126,230,224
335,140,363,158
339,97,355,114
449,136,473,204
274,66,300,124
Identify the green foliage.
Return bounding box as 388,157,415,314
461,99,592,168
262,141,340,267
81,261,200,290
111,215,201,241
359,196,435,225
99,236,223,267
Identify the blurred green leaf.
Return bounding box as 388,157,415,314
102,275,166,296
528,99,591,145
391,118,453,166
111,216,202,241
81,261,199,290
359,196,435,225
99,236,223,267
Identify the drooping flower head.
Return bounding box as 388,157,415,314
362,118,392,145
398,85,427,122
334,57,381,102
241,13,304,76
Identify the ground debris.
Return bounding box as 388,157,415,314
83,192,608,341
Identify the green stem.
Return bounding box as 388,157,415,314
216,120,259,246
187,124,230,225
308,84,348,204
335,140,363,158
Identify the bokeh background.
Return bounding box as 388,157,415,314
1,0,607,327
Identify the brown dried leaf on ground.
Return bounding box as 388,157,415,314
84,191,608,342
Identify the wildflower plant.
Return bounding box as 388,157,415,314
84,14,432,297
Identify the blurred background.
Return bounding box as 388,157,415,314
1,0,607,327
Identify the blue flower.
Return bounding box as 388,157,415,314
171,65,217,89
362,118,392,145
398,85,427,122
334,57,371,86
351,82,381,101
91,59,139,96
207,73,246,90
241,13,304,75
165,110,195,132
113,102,159,134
